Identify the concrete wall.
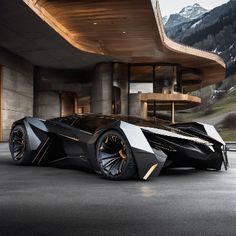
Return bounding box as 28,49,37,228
34,67,92,119
34,91,60,120
77,96,90,113
0,47,33,140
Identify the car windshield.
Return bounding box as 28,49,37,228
48,114,195,137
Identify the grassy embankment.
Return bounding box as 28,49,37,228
176,89,236,141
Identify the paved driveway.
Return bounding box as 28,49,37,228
0,143,236,236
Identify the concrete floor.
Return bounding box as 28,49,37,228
0,142,236,236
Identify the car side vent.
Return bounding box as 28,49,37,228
142,130,177,152
148,139,177,152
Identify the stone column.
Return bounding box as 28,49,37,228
129,92,147,119
113,63,129,115
91,62,113,114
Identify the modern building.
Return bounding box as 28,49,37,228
0,0,225,141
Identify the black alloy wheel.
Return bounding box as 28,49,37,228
9,125,31,164
11,128,26,161
97,131,136,180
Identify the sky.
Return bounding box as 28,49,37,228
158,0,230,17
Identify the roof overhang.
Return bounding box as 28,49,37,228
23,0,226,92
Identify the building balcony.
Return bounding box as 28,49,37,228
140,92,201,110
129,92,201,122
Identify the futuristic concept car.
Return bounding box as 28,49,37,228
9,114,228,180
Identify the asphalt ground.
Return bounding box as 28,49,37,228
0,142,236,236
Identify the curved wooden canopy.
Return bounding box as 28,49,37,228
23,0,225,92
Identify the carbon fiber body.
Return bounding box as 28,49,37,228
9,114,228,180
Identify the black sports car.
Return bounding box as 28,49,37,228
9,114,228,180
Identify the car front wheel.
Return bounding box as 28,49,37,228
96,130,136,180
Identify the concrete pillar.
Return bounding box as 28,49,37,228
91,62,113,114
113,63,129,115
141,101,148,119
129,92,147,119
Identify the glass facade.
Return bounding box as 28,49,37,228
154,66,176,94
129,65,181,94
128,64,182,117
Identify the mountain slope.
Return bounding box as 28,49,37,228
177,84,236,141
164,0,236,77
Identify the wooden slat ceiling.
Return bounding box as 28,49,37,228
23,0,226,92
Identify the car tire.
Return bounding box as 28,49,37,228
96,130,137,180
9,124,32,165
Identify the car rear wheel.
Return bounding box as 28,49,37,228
96,130,136,180
9,125,31,165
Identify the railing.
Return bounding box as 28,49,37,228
226,142,236,152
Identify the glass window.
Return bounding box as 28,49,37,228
129,83,153,94
128,65,180,94
130,66,153,82
154,66,177,94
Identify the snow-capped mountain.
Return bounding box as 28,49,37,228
164,3,208,28
162,16,169,25
179,3,208,20
163,0,236,77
